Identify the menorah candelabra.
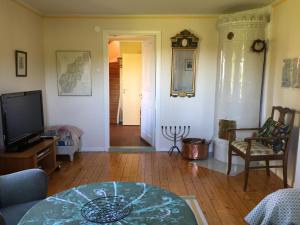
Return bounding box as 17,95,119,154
161,126,191,155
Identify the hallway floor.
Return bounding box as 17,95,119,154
110,124,150,146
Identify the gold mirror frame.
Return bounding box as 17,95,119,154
170,30,199,98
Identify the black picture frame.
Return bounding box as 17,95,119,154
15,50,27,77
185,59,193,71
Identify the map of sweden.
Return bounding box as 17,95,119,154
58,52,90,94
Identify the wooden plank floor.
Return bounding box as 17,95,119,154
49,152,284,225
110,125,151,146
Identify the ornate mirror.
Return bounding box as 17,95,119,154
171,30,199,97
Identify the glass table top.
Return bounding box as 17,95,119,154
19,182,197,225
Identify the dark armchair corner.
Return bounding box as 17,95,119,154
0,169,48,225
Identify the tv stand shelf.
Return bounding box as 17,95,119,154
0,138,58,175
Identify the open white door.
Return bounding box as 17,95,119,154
141,37,156,146
122,53,142,125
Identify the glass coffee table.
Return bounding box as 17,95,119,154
19,182,197,224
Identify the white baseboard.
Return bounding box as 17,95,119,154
156,147,170,152
80,147,108,152
80,146,181,152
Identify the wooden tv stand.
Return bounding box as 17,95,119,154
0,138,58,175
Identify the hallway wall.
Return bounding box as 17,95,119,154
43,16,219,150
0,0,44,95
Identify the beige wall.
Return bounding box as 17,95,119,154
108,41,120,62
266,0,300,185
108,41,142,63
43,16,219,150
120,42,142,54
0,0,44,94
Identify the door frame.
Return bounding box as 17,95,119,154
103,30,161,150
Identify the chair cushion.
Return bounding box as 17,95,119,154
232,141,284,156
258,117,278,137
258,117,289,153
0,200,40,225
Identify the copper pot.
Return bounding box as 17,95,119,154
182,138,209,160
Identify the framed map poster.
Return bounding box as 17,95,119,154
56,51,92,96
281,57,300,88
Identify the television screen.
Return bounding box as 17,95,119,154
1,90,44,148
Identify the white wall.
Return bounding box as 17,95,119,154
0,0,44,94
265,0,300,185
0,0,44,147
43,16,219,150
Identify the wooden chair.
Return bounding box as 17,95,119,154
227,106,295,191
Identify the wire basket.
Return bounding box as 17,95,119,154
81,196,133,223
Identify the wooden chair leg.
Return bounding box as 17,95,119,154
243,160,250,191
227,147,232,175
283,159,288,188
266,160,270,176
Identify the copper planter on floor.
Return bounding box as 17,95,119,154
182,138,209,160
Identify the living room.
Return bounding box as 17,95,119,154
0,0,300,224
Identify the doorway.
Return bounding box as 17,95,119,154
108,35,156,148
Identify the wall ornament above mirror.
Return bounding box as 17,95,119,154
171,29,199,49
171,30,199,97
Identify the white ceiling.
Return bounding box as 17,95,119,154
20,0,275,16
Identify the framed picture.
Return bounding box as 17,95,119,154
185,59,193,71
281,57,300,88
56,51,92,96
15,50,27,77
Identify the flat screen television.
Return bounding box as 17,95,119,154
0,90,44,151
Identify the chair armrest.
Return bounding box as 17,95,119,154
227,128,261,132
227,128,261,142
0,212,5,225
244,136,288,142
0,169,48,208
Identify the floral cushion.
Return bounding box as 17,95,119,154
258,117,289,153
232,141,284,156
258,117,278,137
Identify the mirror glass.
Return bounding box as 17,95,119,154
171,49,196,97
